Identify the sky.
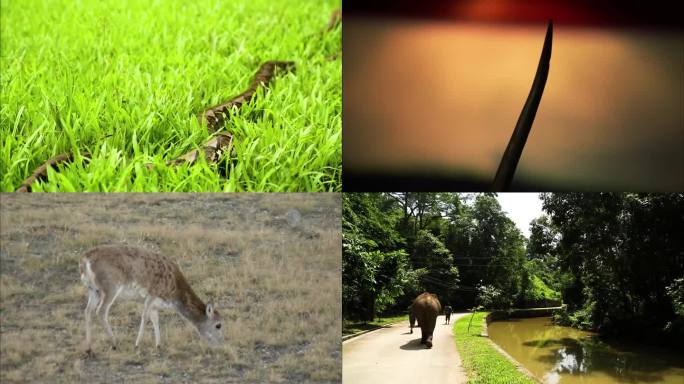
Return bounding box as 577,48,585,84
496,193,543,238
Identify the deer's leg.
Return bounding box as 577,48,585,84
135,297,152,348
97,286,122,349
149,309,161,348
84,288,100,352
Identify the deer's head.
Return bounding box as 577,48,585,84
198,302,224,346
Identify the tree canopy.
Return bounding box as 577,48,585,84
343,192,684,345
343,193,549,320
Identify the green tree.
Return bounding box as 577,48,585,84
411,230,460,301
527,215,556,260
441,194,528,308
543,193,684,338
342,193,412,321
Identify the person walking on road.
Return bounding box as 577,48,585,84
444,305,453,324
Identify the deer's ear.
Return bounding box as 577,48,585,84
206,302,214,317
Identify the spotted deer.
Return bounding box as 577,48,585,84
79,244,223,352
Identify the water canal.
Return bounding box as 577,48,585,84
487,316,684,384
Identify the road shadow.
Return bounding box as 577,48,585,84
399,338,428,351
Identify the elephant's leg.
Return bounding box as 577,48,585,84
425,316,437,348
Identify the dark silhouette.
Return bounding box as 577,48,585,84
411,292,442,348
344,21,554,192
444,305,453,324
409,308,417,334
492,20,553,191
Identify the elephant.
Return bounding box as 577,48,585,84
408,307,418,333
411,292,441,348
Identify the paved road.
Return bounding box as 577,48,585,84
343,313,469,384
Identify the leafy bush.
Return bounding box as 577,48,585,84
476,284,510,309
553,301,595,330
666,277,684,316
519,275,561,308
342,231,411,320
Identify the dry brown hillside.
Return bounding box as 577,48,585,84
0,193,341,383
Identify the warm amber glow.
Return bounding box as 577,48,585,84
453,0,524,21
343,18,683,189
446,0,599,25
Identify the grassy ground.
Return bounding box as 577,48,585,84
342,314,409,336
0,0,341,192
0,193,341,383
453,312,535,384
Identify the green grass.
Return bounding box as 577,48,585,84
454,312,536,384
0,0,341,191
343,314,409,336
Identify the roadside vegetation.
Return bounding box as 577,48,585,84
341,193,683,383
1,0,341,191
454,312,535,384
343,314,408,336
342,193,560,324
342,193,684,348
541,194,684,347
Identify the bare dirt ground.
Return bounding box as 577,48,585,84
0,193,341,383
342,314,468,384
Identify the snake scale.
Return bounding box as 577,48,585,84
16,9,341,192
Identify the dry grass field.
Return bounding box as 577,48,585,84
0,193,341,383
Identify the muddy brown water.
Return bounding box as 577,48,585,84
487,317,684,384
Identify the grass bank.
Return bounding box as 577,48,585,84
453,312,535,384
343,314,409,336
1,0,341,191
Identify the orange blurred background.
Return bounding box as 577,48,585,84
343,1,683,191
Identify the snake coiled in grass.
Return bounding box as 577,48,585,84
15,9,340,192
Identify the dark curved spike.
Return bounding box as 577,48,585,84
492,20,553,191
